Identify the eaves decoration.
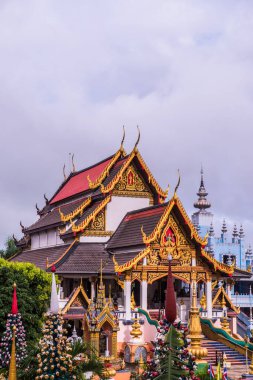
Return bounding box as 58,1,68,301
59,197,92,222
72,196,111,233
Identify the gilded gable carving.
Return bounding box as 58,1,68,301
160,215,190,247
113,165,151,197
86,210,105,232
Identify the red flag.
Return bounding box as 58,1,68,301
165,257,177,323
11,283,18,314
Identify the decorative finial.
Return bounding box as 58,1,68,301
72,154,76,172
63,163,67,180
120,126,126,151
247,245,253,256
193,166,211,211
232,224,238,238
209,222,215,237
8,326,17,380
134,125,140,151
221,219,227,234
174,169,181,196
239,224,244,239
19,221,25,233
35,203,40,214
12,234,18,245
44,193,49,204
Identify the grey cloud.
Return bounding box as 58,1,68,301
1,0,253,247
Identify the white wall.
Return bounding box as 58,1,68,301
80,236,110,243
31,228,64,249
106,196,150,232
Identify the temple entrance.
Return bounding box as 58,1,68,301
147,278,190,310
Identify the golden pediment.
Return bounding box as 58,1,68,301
113,164,151,197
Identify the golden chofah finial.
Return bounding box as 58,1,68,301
72,154,76,172
120,125,126,151
8,326,17,380
13,283,16,289
134,125,141,151
63,163,67,181
173,169,181,197
141,225,147,242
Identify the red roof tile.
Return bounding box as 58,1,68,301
50,157,112,204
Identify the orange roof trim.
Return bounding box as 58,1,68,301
59,197,92,222
72,196,111,233
87,148,126,189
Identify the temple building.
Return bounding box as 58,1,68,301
191,168,251,271
11,135,253,362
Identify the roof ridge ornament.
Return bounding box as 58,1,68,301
173,169,181,197
44,193,49,204
87,128,127,190
63,163,67,181
72,154,76,173
120,125,126,151
134,125,140,152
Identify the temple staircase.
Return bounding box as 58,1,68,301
202,338,250,366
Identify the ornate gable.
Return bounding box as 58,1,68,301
62,284,90,316
113,164,152,200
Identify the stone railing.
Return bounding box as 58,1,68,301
231,293,253,307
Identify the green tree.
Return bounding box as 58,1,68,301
0,259,52,343
0,236,19,260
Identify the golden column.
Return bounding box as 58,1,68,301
8,326,17,380
187,281,207,361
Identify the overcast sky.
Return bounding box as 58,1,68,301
1,0,253,248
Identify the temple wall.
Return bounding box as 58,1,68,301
117,315,157,344
31,228,64,249
106,196,150,232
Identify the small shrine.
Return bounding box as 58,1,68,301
84,261,119,360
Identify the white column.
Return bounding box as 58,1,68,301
141,280,148,310
206,280,212,319
124,278,131,320
227,282,231,298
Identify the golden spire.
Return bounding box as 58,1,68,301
131,291,136,310
8,326,17,380
221,293,226,309
187,281,207,361
130,313,142,340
